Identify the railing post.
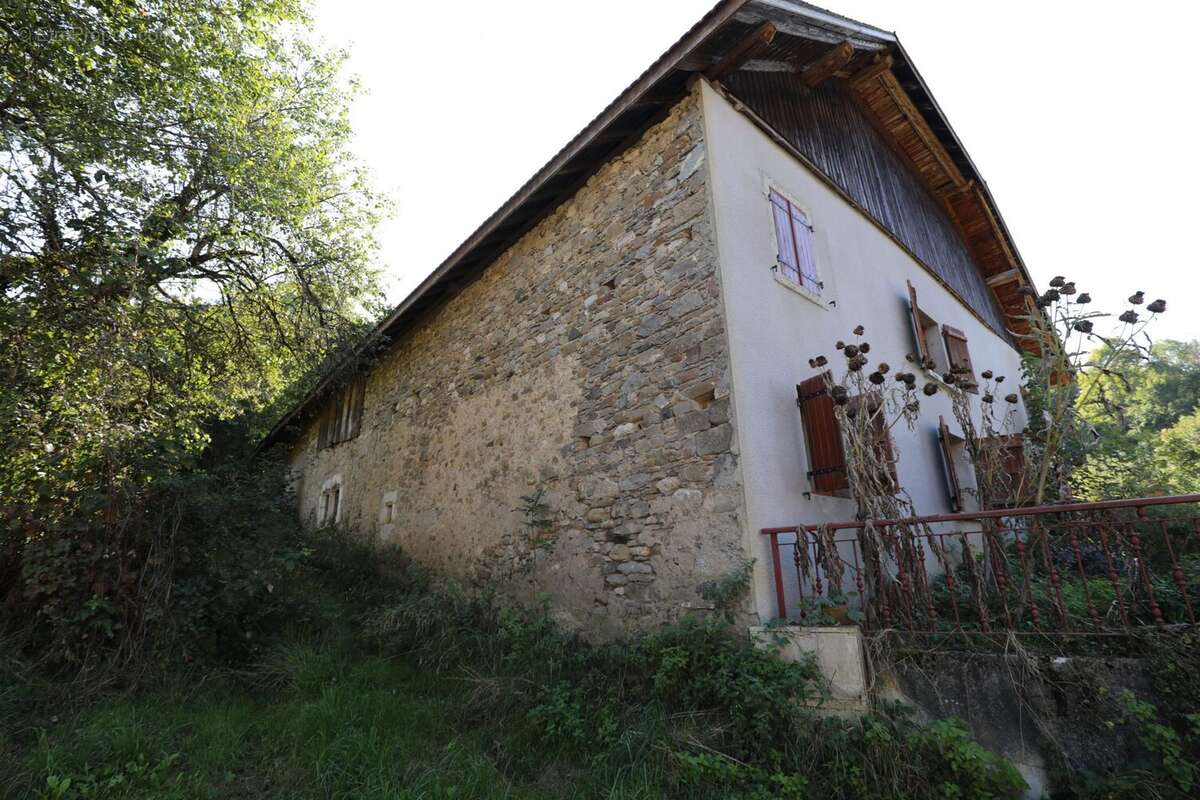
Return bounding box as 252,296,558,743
770,532,786,621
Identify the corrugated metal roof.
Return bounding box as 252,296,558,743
264,0,1033,446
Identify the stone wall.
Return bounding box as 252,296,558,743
288,88,751,636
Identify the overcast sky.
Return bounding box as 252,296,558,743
311,0,1198,344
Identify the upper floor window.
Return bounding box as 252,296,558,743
906,281,977,393
770,188,821,295
317,377,366,449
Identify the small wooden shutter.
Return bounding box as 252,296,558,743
937,416,963,512
907,281,930,365
942,325,978,391
796,373,848,494
770,190,800,285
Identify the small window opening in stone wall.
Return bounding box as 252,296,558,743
602,277,617,291
320,475,343,526
379,490,398,526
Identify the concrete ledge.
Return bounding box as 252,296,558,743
750,625,868,715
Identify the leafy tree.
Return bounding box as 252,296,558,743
0,0,384,662
1076,340,1200,497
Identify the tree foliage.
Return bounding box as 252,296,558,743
1076,340,1200,497
0,0,383,661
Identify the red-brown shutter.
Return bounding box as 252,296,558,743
907,281,930,366
937,416,963,512
796,373,848,494
941,325,978,391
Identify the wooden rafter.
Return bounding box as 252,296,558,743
849,54,893,88
705,21,777,83
986,268,1022,288
797,41,855,88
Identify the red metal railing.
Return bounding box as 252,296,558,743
762,494,1200,634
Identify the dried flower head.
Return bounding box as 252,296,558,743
835,340,846,350
1077,293,1091,304
814,355,828,366
1061,282,1077,295
1119,310,1139,324
1073,320,1093,333
843,344,859,358
877,362,890,374
982,394,994,403
923,383,939,397
848,354,868,372
859,342,871,354
1042,289,1061,303
981,369,993,380
1147,299,1166,314
853,324,865,335
995,375,1005,383
869,371,885,385
1005,393,1019,404
1128,291,1145,305
905,401,920,414
941,372,956,384
1049,276,1066,287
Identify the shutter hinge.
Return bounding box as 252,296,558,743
807,466,845,478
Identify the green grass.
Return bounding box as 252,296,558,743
0,637,667,800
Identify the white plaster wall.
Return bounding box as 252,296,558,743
698,81,1028,622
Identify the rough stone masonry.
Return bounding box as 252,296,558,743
288,86,750,637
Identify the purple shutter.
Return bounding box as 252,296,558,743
770,190,800,284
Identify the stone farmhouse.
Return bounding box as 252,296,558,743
265,0,1037,636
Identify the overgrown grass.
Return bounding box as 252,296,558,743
3,635,653,799
1,531,1027,800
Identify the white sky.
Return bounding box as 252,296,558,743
312,0,1199,343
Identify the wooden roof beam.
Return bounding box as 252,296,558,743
986,268,1023,288
797,41,855,88
849,53,894,88
705,21,777,83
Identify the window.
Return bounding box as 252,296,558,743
320,476,342,526
936,416,982,513
379,490,397,526
906,282,977,391
317,377,366,449
770,188,820,294
852,393,898,494
907,281,947,373
977,434,1027,509
796,373,848,495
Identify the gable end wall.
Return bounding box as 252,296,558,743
288,88,751,636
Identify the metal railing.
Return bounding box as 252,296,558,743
762,494,1200,635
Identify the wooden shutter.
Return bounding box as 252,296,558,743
770,190,800,285
790,204,818,292
937,416,963,512
907,281,930,366
318,378,367,449
941,325,978,391
796,373,848,494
